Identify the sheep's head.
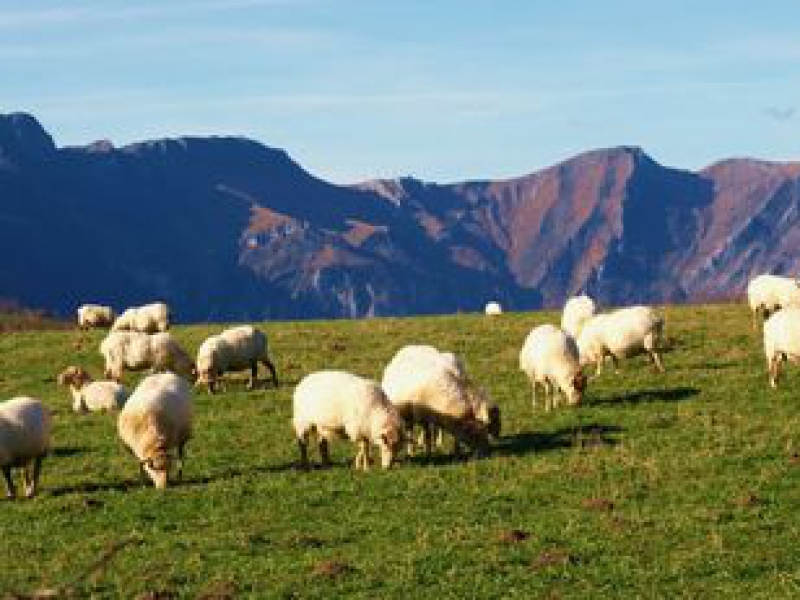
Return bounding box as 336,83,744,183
378,421,404,469
141,444,172,489
569,370,587,406
57,365,91,389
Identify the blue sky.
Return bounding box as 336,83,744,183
2,0,799,182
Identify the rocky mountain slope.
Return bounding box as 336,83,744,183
1,112,798,320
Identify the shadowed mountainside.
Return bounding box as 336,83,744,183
1,112,798,320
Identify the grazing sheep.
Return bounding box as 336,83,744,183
293,370,404,470
763,307,800,388
100,331,194,382
577,306,665,375
519,324,586,411
118,373,193,488
0,397,51,499
77,304,116,330
382,346,491,458
391,345,500,452
112,302,170,333
485,301,503,316
561,294,597,339
747,274,800,330
196,325,278,393
57,365,127,413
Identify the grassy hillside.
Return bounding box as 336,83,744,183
2,304,800,598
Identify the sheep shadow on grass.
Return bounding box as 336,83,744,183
495,422,625,457
591,386,699,406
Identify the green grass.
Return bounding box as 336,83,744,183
2,304,800,598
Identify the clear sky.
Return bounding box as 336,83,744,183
2,0,799,183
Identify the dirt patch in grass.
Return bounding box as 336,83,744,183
733,492,761,508
497,529,531,543
197,580,237,600
581,497,615,512
531,549,576,570
312,560,355,578
136,591,177,600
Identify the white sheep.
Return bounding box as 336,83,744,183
389,345,500,452
112,302,170,333
382,346,491,458
0,397,51,499
196,325,278,393
561,294,596,339
292,370,404,470
577,306,665,375
485,301,503,316
519,324,586,411
57,365,127,413
118,373,193,488
763,307,800,388
747,274,800,330
100,331,195,382
77,304,116,329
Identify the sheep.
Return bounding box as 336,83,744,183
100,331,194,382
195,325,278,393
382,346,491,458
763,307,800,388
117,373,193,488
112,302,170,333
77,304,116,329
389,345,500,453
57,365,127,413
747,274,800,330
519,324,586,411
0,397,51,499
292,370,404,470
485,301,503,316
577,306,665,375
561,294,597,339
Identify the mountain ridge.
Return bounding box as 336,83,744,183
1,112,798,320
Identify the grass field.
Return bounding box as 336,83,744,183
2,304,800,598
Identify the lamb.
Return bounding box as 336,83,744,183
485,301,503,316
519,324,586,411
0,397,51,499
117,373,193,488
561,294,597,339
382,345,491,458
763,307,800,388
577,306,665,375
292,370,404,470
195,325,278,393
57,365,127,413
100,331,195,382
77,304,116,329
747,274,800,330
112,302,170,334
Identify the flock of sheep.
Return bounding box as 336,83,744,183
2,271,800,499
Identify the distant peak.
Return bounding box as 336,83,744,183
0,111,56,164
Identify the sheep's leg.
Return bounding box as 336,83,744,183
247,361,258,390
297,436,310,469
530,381,537,410
2,466,16,499
650,350,665,373
769,354,782,389
263,358,279,387
608,353,620,374
543,380,553,411
319,438,332,467
176,443,186,482
24,456,42,498
435,427,446,450
422,423,434,457
415,428,426,452
355,439,371,471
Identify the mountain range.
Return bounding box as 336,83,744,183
1,112,798,321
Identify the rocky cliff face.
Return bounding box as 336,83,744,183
1,112,798,320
